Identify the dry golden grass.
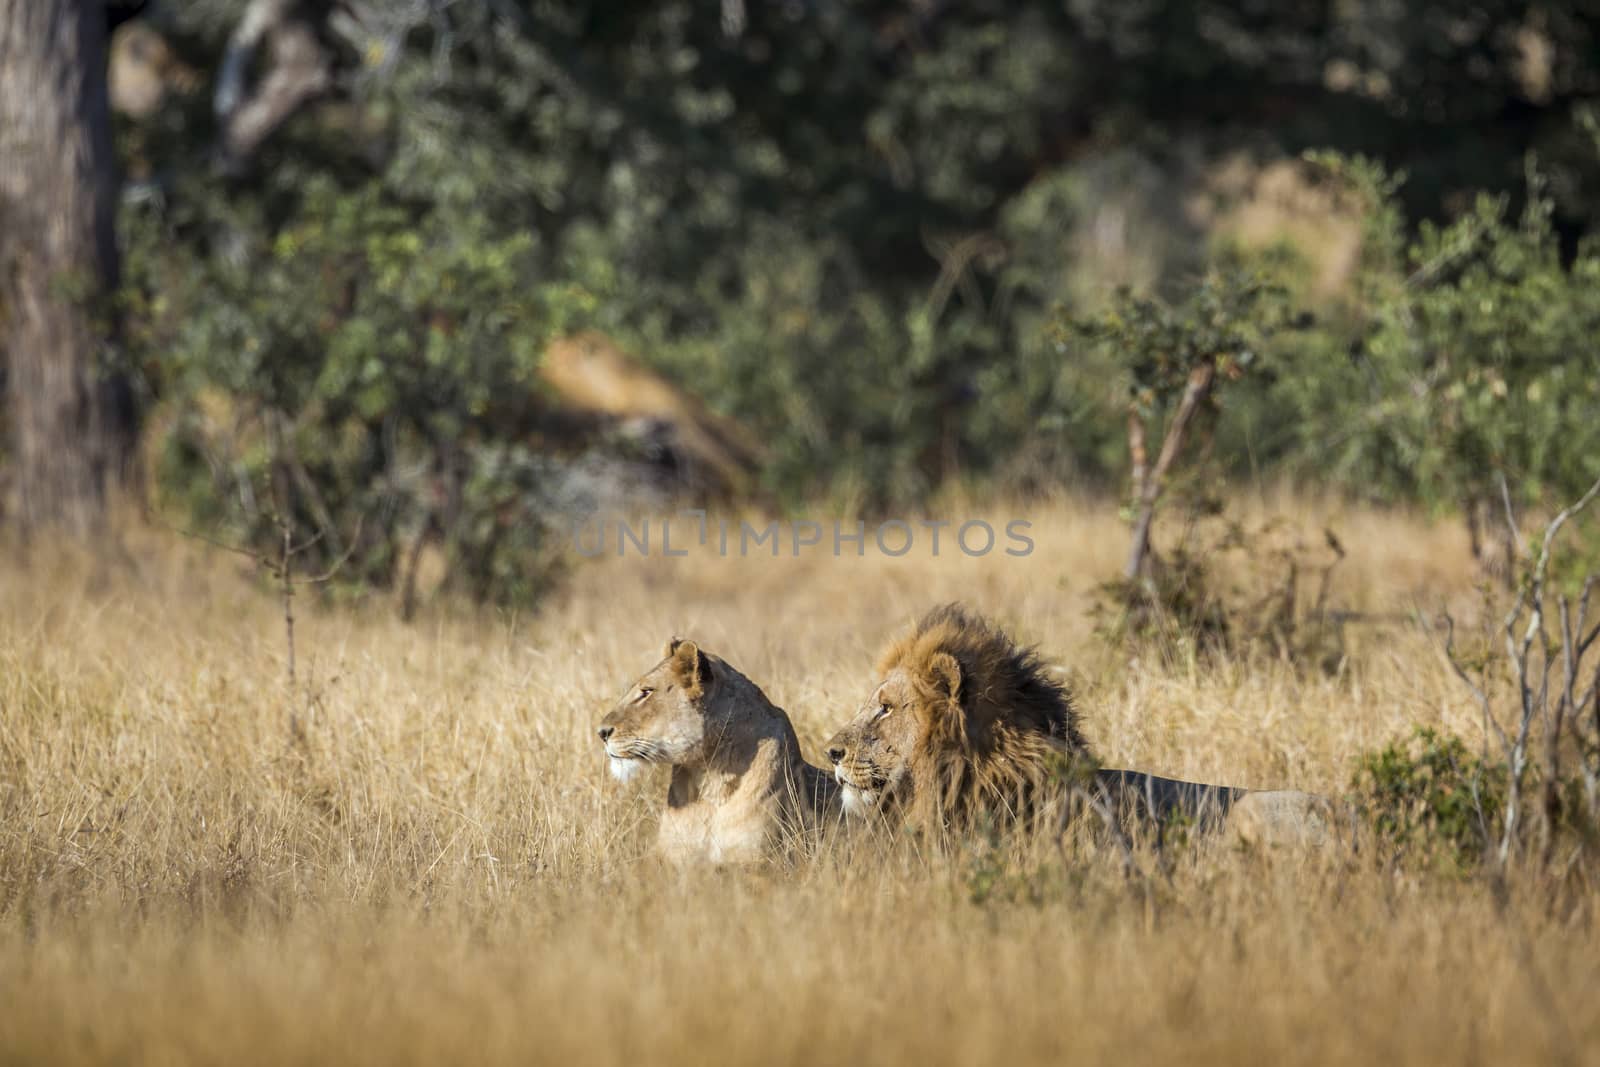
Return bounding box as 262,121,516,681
2,495,1597,1065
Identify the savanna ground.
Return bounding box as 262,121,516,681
2,495,1596,1066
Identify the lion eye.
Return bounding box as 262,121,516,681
636,687,654,701
875,703,892,720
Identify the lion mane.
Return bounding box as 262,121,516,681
885,604,1090,825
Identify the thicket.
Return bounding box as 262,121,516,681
103,1,1600,602
1058,155,1600,655
1355,477,1600,877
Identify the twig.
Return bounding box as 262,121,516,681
1436,472,1600,866
303,516,365,584
163,521,267,562
169,502,365,742
1439,613,1508,755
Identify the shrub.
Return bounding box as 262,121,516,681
1355,727,1507,871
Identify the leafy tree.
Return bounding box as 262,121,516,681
125,171,585,603
1277,154,1600,573
1057,270,1292,584
86,0,1600,606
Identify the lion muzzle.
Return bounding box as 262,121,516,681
608,755,645,783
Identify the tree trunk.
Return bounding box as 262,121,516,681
0,0,135,533
1123,361,1216,582
1463,492,1516,590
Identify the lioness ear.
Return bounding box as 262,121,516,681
662,636,684,661
670,638,712,694
924,651,962,702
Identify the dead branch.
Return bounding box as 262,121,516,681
1438,471,1600,868
1439,613,1508,754
1497,472,1600,862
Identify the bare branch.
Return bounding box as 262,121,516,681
1440,613,1508,755
165,521,272,565
1496,470,1526,558
1576,576,1599,659
214,0,293,118
1533,471,1600,590
301,514,366,584
1469,471,1600,864
1559,594,1577,728
1148,363,1217,490
287,527,326,558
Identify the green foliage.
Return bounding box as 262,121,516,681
124,170,577,601
122,1,1125,543
103,2,1600,605
1059,269,1292,417
1051,267,1296,523
1055,270,1300,651
1355,728,1507,870
1268,155,1600,516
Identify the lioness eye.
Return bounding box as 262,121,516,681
875,703,892,719
636,687,654,700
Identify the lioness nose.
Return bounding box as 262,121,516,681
827,747,845,764
598,725,615,741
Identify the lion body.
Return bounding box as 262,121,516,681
1097,770,1336,848
600,640,838,864
829,604,1334,847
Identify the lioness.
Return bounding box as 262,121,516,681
825,604,1333,845
599,638,840,864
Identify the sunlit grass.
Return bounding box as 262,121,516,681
1,495,1595,1065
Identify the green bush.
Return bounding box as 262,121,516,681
1267,155,1600,519
1354,728,1507,871
106,3,1600,606
124,174,577,602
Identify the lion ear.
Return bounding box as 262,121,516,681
925,651,962,702
662,636,684,661
670,638,712,695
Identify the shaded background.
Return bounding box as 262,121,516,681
3,0,1599,603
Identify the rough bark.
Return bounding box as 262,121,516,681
0,0,135,533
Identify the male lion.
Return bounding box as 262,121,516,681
825,604,1333,845
824,603,1088,827
598,638,840,864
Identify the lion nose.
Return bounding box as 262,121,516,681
827,747,845,764
598,725,615,742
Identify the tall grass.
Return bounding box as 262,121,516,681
1,496,1596,1065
